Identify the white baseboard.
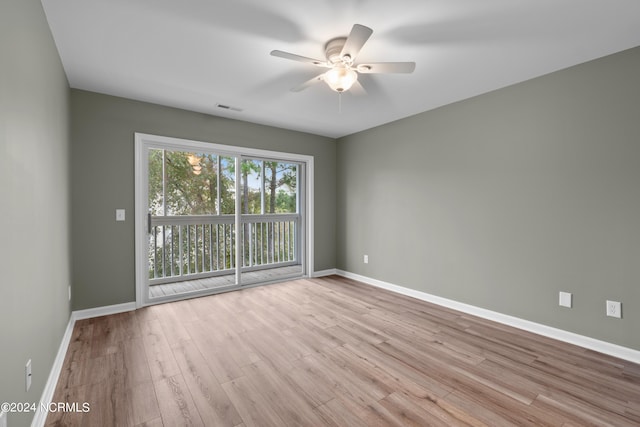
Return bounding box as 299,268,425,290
31,314,75,427
312,268,338,278
72,302,137,321
336,270,640,364
31,301,137,427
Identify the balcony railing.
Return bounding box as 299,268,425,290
148,214,299,285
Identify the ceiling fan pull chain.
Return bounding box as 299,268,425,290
338,92,342,113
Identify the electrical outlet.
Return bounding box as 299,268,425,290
363,255,369,264
559,291,572,308
68,285,72,301
606,300,622,318
115,209,125,221
26,359,32,392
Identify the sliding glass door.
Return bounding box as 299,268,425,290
238,158,303,286
135,134,313,306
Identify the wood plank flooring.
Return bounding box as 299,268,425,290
46,276,640,426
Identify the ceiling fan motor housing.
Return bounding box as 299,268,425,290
325,37,348,64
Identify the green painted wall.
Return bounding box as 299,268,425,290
0,1,71,426
337,46,640,350
70,90,336,310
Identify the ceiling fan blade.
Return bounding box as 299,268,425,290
270,50,328,67
349,80,367,96
291,74,325,92
356,62,416,74
340,24,373,61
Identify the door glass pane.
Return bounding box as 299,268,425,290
219,156,236,215
163,150,218,215
147,149,238,300
148,149,165,216
264,161,297,214
241,159,262,214
240,160,301,286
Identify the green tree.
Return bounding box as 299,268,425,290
148,150,238,216
265,161,297,213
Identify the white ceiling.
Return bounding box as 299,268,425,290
41,0,640,138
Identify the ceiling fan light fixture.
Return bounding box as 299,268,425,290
324,67,358,92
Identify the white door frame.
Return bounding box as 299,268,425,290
134,133,314,308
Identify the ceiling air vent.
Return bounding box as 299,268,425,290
216,103,243,112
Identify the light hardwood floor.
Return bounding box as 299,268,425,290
46,276,640,426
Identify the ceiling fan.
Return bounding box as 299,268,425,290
271,24,416,94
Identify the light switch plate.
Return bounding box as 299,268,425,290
559,291,572,308
26,359,32,392
116,209,125,221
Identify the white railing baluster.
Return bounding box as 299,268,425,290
252,223,256,266
161,225,166,278
201,224,206,273
188,225,191,274
200,224,204,273
270,222,275,264
221,224,224,270
249,223,253,267
278,222,281,264
209,223,213,273
179,225,183,276
284,222,288,262
253,223,257,266
153,226,158,279
201,224,205,273
260,222,264,265
197,225,201,274
168,226,172,277
195,225,200,274
189,225,198,274
224,224,228,269
287,220,291,262
285,221,289,262
229,224,231,268
216,224,220,271
227,224,231,269
277,222,281,263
